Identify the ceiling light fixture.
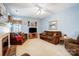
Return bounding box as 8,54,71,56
35,4,46,16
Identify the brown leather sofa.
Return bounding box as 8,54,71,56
64,35,79,56
40,31,62,44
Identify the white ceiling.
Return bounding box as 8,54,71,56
4,3,76,19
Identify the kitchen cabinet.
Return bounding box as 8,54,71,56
0,3,7,17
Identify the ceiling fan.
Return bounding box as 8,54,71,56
34,4,54,15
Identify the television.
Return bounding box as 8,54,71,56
29,28,37,33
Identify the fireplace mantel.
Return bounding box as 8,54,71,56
0,33,10,56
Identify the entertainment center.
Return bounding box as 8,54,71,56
29,28,37,39
28,21,38,39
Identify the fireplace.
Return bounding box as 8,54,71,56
2,36,8,56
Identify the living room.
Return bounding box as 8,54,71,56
0,3,79,56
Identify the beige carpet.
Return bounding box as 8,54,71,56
16,38,71,56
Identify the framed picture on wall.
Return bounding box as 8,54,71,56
28,21,37,27
28,21,30,26
31,22,35,26
49,20,57,30
35,21,37,26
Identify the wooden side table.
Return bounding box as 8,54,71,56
59,36,65,44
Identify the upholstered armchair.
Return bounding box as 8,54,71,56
64,35,79,56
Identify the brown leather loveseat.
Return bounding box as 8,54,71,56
10,32,27,45
40,31,62,44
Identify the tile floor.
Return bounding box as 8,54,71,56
16,38,71,56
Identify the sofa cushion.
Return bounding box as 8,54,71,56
48,36,52,40
47,32,53,36
42,32,46,35
66,39,79,44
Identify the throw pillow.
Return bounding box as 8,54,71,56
42,32,46,35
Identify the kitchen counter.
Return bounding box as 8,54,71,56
0,33,10,56
0,33,7,37
0,33,9,41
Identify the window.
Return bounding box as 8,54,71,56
12,24,21,32
49,20,57,30
0,28,3,33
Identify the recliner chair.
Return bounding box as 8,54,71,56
64,35,79,56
